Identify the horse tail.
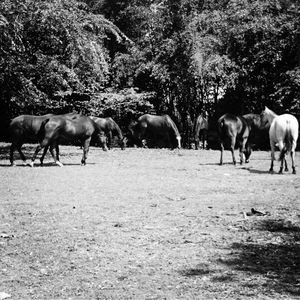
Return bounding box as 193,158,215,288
38,118,50,141
112,119,123,140
217,116,225,136
279,121,293,161
194,116,201,136
165,115,181,148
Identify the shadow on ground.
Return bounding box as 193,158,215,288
223,219,300,295
180,219,300,296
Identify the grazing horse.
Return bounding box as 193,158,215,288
194,113,209,150
9,114,57,166
217,114,251,165
129,114,181,149
9,113,80,166
260,107,299,174
89,116,125,150
30,114,107,167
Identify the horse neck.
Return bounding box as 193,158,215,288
112,122,123,139
265,109,277,124
243,114,260,129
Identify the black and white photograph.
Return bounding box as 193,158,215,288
0,0,299,299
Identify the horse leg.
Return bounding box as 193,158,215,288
219,141,224,165
47,143,63,167
269,141,276,173
40,145,49,166
284,158,289,172
203,130,208,149
277,140,285,174
15,144,29,166
81,137,91,166
195,136,199,150
291,142,297,174
230,137,237,165
239,137,248,165
31,139,49,167
10,143,16,166
107,131,112,150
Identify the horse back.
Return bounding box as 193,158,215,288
137,114,180,137
218,114,249,140
195,114,208,134
10,114,54,142
272,114,299,142
44,115,95,141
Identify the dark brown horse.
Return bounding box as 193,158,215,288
9,113,80,166
129,114,181,149
217,114,251,165
89,116,125,150
10,114,56,166
30,114,107,166
194,113,209,150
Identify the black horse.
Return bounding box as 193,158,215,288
89,116,126,150
9,113,81,166
30,114,107,166
217,114,251,165
194,113,209,150
9,114,57,166
129,114,181,149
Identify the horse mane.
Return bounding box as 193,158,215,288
109,118,123,139
265,107,278,118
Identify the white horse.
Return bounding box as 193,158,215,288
260,107,299,174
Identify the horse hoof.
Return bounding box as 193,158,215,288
56,161,63,167
245,159,249,163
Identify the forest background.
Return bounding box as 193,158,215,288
0,0,299,147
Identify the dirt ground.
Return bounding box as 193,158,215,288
0,143,300,300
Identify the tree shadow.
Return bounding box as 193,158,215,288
220,219,300,296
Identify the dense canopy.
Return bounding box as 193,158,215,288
1,0,299,143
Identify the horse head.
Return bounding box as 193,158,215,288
97,132,108,151
260,106,272,129
119,136,126,150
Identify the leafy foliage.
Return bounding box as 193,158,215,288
1,0,299,146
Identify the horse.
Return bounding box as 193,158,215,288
30,114,107,167
129,114,181,149
9,113,80,166
194,113,209,149
260,106,299,174
217,114,252,165
89,116,125,150
10,113,58,166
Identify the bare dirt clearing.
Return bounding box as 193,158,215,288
0,143,300,299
